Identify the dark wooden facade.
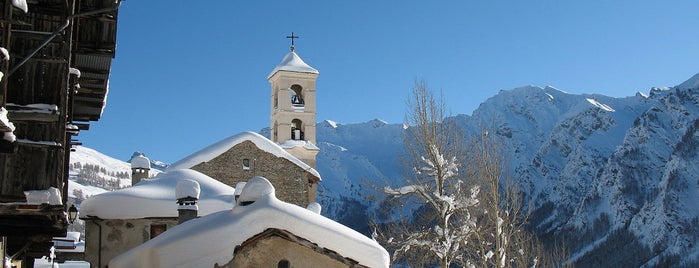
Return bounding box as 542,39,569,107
0,0,120,265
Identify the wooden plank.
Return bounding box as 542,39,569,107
8,112,60,122
75,86,106,95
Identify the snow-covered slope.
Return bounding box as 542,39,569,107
467,75,699,266
70,146,132,175
314,119,407,232
68,146,162,203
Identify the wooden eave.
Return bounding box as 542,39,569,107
70,1,120,123
0,203,68,237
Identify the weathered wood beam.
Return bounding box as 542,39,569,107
12,56,68,64
71,66,109,75
72,123,90,130
73,99,104,109
8,112,60,122
76,87,106,96
76,77,105,84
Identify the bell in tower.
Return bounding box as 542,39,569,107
267,33,320,168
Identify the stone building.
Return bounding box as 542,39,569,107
108,177,390,268
80,169,236,268
167,131,321,207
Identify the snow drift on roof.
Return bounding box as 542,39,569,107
80,169,235,219
130,154,151,169
267,51,319,79
176,179,200,200
167,131,320,179
279,139,320,151
108,177,389,268
1,107,16,142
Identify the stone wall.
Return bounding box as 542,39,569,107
84,218,177,268
190,141,317,206
221,235,350,268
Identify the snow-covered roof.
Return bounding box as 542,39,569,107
80,169,236,219
108,177,389,268
167,131,321,180
267,51,319,79
279,139,320,150
130,154,151,169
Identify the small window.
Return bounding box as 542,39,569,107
277,260,290,268
150,224,167,239
242,159,250,170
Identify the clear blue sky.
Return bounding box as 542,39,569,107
80,1,699,164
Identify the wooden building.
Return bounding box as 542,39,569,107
0,0,121,266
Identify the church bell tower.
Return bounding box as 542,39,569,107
267,33,319,168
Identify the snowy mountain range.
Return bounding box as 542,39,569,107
70,72,699,267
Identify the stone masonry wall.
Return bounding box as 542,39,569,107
221,235,350,268
190,141,317,207
84,218,177,268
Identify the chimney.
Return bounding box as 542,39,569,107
176,179,200,224
234,181,247,204
130,153,151,185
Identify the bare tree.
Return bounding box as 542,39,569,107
378,80,479,268
463,132,538,267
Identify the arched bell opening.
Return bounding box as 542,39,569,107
291,119,304,140
290,84,304,107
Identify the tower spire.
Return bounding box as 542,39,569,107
286,32,299,52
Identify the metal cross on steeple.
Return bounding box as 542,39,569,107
286,32,299,52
